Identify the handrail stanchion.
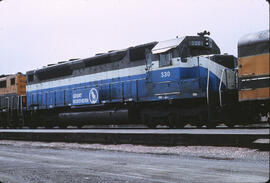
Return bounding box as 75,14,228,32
206,69,210,105
219,69,225,107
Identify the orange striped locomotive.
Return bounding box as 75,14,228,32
237,30,269,122
0,73,26,128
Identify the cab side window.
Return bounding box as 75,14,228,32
145,48,152,68
0,80,6,88
10,78,15,85
159,52,172,67
181,47,189,58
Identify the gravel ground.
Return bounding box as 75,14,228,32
0,140,269,183
0,140,268,160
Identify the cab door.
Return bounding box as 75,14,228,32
151,51,173,83
145,48,153,83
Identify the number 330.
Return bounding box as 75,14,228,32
161,71,170,78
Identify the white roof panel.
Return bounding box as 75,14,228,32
238,30,269,46
152,37,185,54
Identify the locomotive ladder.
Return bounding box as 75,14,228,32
5,97,10,122
207,68,228,107
219,69,226,107
17,95,24,127
206,69,210,105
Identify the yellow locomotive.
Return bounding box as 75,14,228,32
238,30,269,122
0,73,26,127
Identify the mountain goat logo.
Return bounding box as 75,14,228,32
89,88,99,104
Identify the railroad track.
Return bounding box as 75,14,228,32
0,128,269,151
0,122,269,130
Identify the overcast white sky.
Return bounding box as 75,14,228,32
0,0,269,74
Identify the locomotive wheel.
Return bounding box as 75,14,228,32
59,124,67,129
1,122,8,129
45,124,54,129
146,123,157,129
225,122,235,128
9,123,17,129
196,124,203,128
29,126,37,129
29,122,37,129
206,123,217,129
175,116,186,129
147,118,157,129
77,124,83,129
175,123,185,129
168,115,176,129
59,126,67,129
197,112,208,128
168,124,175,129
142,114,157,129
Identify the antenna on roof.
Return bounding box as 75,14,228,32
197,30,210,37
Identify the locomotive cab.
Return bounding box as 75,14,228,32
151,34,221,67
143,32,238,128
144,33,218,71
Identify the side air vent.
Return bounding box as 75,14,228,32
36,64,73,81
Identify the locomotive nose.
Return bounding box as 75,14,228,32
209,54,237,69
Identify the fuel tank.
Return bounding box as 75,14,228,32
58,109,130,124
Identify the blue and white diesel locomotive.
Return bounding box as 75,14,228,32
25,31,237,128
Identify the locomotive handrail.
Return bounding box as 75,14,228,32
219,68,225,107
240,73,255,77
206,67,210,105
17,96,20,114
20,96,24,114
5,97,9,111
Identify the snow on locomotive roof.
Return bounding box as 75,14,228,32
238,30,269,46
152,37,185,54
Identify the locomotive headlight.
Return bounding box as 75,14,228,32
204,38,209,47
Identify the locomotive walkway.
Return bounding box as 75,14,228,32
0,129,269,151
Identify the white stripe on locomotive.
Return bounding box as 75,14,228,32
26,56,235,92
